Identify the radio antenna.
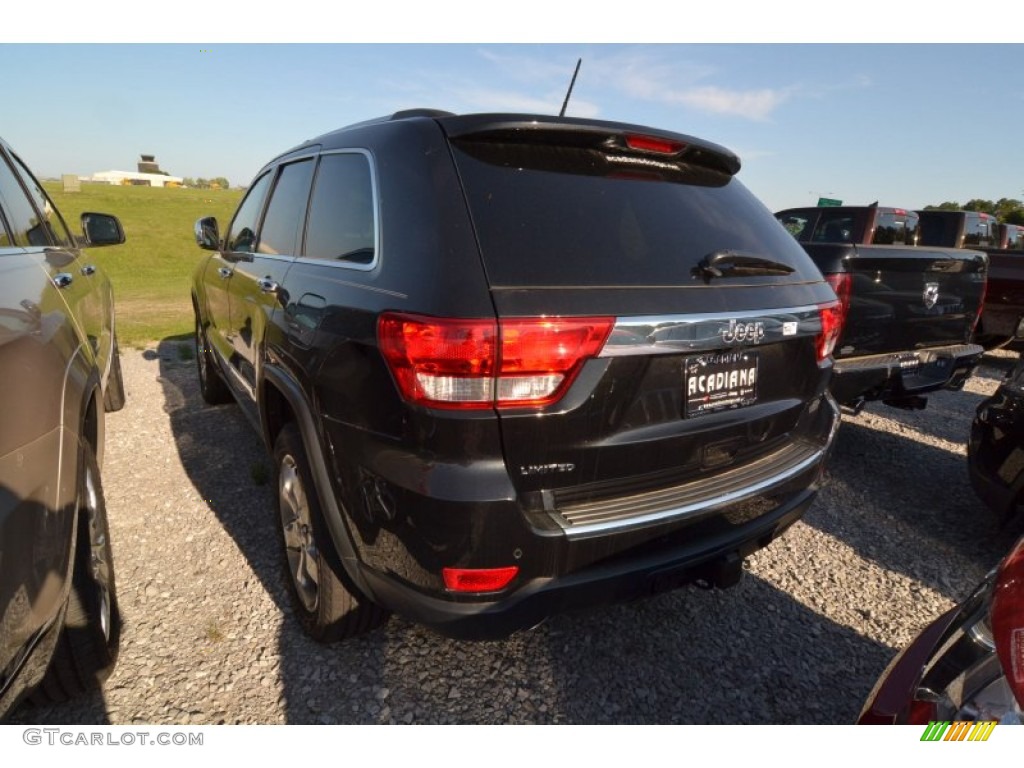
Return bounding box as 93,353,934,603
559,58,582,117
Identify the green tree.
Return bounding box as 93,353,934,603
922,201,962,211
963,199,996,214
996,197,1024,222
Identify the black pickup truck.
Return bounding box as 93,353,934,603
917,209,1024,348
776,205,986,410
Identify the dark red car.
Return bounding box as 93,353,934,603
858,535,1024,725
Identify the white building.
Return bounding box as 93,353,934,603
88,155,182,187
88,170,184,187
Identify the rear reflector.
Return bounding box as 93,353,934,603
378,313,613,409
442,566,519,593
991,537,1024,708
905,698,938,726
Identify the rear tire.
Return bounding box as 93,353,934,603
273,423,388,641
31,442,121,704
103,337,126,412
195,314,231,405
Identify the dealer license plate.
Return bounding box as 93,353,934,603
684,351,759,418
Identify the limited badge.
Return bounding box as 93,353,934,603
923,282,940,310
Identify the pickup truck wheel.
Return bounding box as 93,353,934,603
195,315,231,405
273,423,388,642
31,442,121,704
103,337,126,412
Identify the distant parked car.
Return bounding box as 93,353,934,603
969,357,1024,526
192,109,844,642
0,136,126,719
858,535,1024,725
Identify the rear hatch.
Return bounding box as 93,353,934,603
439,115,838,524
803,243,987,358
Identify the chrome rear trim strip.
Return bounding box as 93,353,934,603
600,305,822,357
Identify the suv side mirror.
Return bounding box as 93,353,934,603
195,217,220,251
81,212,126,247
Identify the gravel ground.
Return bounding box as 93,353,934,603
11,344,1023,725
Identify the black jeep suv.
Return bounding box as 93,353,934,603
0,137,126,718
192,110,842,641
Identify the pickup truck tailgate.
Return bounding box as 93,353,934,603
804,243,987,358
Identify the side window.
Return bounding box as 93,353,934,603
0,153,49,247
872,213,901,245
963,214,995,247
777,214,810,240
872,212,918,245
811,212,854,244
257,159,314,256
0,204,12,247
303,153,377,265
225,171,273,253
904,213,920,246
9,153,72,247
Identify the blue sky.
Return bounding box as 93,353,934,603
1,42,1022,212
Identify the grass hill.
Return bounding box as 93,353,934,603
44,181,243,346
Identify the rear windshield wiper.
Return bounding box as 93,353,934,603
693,250,796,280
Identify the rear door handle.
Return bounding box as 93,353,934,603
258,278,279,294
53,272,73,288
218,267,233,279
80,264,96,276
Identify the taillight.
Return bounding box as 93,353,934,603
824,272,852,326
972,275,988,335
906,699,938,725
991,537,1024,709
818,273,851,363
817,301,843,362
442,566,519,593
378,313,613,410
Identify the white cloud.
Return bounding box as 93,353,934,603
667,85,789,120
394,46,797,123
589,50,792,121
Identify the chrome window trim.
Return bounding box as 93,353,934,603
599,304,822,358
299,148,381,273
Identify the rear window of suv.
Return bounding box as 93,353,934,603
450,139,821,288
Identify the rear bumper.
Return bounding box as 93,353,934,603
349,394,840,639
830,343,983,406
360,484,819,640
